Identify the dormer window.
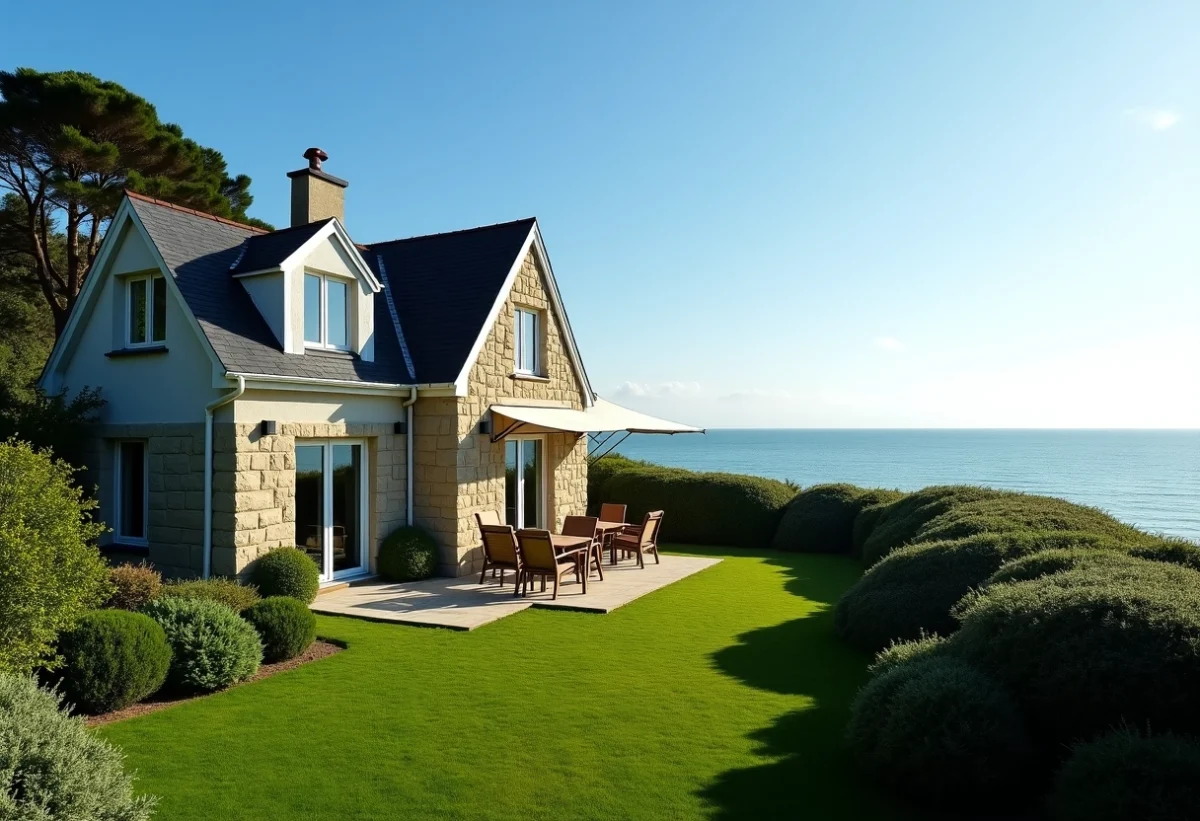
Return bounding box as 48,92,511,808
126,274,166,347
304,272,350,350
514,307,540,374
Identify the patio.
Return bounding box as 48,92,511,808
311,553,721,630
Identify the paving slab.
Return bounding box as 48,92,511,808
310,554,720,630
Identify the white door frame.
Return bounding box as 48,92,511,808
506,434,547,530
297,438,369,583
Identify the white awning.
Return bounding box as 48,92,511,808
490,397,704,439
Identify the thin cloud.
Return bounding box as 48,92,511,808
614,380,701,399
718,388,793,403
1125,107,1180,131
875,336,905,352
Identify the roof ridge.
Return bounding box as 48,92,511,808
124,190,271,234
366,216,536,248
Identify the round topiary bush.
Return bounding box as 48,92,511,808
142,597,262,693
104,562,162,611
913,491,1151,546
868,633,946,678
0,673,156,819
949,560,1200,746
378,526,439,582
771,485,901,555
55,609,171,714
851,498,900,561
1130,537,1200,572
158,577,261,612
249,547,320,603
847,656,1032,807
985,547,1146,586
1048,729,1200,821
860,485,999,566
242,596,317,662
834,531,1121,652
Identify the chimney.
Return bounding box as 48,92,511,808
287,147,348,226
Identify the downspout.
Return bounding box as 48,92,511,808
203,374,246,579
402,386,418,525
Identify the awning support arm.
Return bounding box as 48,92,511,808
490,419,525,444
587,431,633,464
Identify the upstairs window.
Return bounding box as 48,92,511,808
514,307,540,374
127,274,166,347
304,273,350,350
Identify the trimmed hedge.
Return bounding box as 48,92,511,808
1130,537,1200,572
55,609,171,713
986,547,1147,586
912,492,1150,546
0,674,157,819
249,547,321,604
860,486,998,565
834,531,1123,651
851,501,893,561
1048,729,1200,821
868,634,946,678
242,597,316,662
378,526,439,582
595,463,795,549
142,597,262,693
159,578,261,612
104,563,162,611
770,485,902,555
847,657,1032,807
948,561,1200,746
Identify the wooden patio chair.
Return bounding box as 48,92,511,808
478,523,523,593
598,503,627,524
562,515,604,581
516,528,587,600
475,511,502,579
610,510,664,569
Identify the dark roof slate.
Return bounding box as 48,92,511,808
229,218,332,275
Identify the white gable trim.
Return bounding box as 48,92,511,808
451,221,595,406
284,219,382,292
41,198,226,392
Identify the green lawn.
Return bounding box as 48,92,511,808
99,548,909,820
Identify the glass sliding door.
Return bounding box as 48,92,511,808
504,438,543,529
294,440,367,582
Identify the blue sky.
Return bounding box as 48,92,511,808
10,1,1199,427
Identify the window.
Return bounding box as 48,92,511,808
115,441,147,544
126,275,166,346
304,273,351,350
514,308,540,374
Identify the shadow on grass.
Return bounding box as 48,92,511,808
699,552,912,820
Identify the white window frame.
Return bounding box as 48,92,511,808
113,439,149,546
125,273,166,348
296,439,370,583
513,307,541,374
505,435,547,530
304,272,352,351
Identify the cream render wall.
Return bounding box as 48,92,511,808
413,248,590,575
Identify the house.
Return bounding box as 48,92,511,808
40,149,700,584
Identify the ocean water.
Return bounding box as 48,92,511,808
613,429,1200,541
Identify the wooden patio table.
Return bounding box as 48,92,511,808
595,520,626,564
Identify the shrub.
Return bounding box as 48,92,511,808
771,485,901,555
834,531,1121,651
0,439,109,674
868,633,946,678
860,485,998,565
986,547,1146,586
142,597,261,693
54,609,171,713
599,463,796,548
104,562,162,610
159,577,261,612
249,547,320,603
847,657,1032,807
913,492,1150,546
378,526,439,582
851,499,898,561
0,673,156,819
1130,537,1200,572
949,561,1200,746
242,596,316,662
1047,729,1200,821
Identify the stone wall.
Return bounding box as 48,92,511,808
413,247,590,576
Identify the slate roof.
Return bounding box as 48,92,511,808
228,218,332,275
124,193,537,386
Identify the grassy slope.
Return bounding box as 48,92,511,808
99,548,908,821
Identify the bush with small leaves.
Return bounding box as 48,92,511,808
771,485,902,555
104,563,162,611
159,577,260,612
378,526,440,582
55,609,171,713
242,596,317,662
249,547,320,603
1130,537,1200,572
142,597,261,693
847,656,1032,807
1048,729,1200,821
868,633,946,678
0,673,157,819
985,547,1146,586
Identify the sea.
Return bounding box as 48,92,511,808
613,429,1200,541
